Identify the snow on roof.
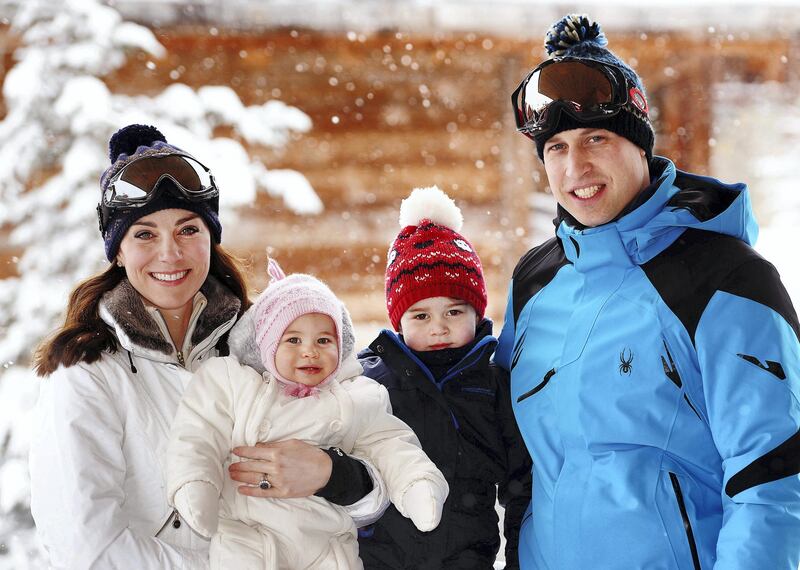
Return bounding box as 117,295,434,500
98,0,800,35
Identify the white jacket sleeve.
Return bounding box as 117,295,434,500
348,377,449,510
29,364,208,570
166,357,239,524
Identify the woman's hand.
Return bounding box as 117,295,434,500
228,439,333,498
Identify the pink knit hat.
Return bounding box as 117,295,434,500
253,259,344,396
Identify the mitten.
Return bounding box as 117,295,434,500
397,479,447,532
173,480,220,539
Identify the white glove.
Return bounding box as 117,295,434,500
398,479,447,532
173,481,220,539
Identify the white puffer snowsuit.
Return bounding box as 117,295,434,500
166,355,448,570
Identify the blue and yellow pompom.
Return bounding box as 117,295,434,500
544,13,607,57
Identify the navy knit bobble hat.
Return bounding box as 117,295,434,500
533,14,655,160
99,124,222,261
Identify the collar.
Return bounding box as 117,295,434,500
373,319,497,386
99,275,241,360
555,156,754,273
408,318,494,378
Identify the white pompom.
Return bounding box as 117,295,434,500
398,186,463,232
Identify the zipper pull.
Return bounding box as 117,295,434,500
176,351,185,368
156,509,180,536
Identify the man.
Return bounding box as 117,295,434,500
495,13,800,570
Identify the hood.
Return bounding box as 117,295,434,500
557,156,758,271
229,297,357,377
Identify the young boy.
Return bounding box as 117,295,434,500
358,186,532,569
166,260,448,569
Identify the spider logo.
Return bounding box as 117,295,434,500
619,348,634,375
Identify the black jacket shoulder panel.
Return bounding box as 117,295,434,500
668,172,740,223
642,228,799,343
720,253,800,343
512,237,569,324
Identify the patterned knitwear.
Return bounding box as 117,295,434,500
385,186,487,331
531,13,655,159
252,259,344,397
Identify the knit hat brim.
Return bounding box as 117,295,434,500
389,282,486,333
534,107,655,161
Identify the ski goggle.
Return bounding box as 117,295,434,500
97,153,219,233
512,57,649,141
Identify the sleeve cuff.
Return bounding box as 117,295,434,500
314,447,374,506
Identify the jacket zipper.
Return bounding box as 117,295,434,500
668,472,701,570
146,305,192,369
155,509,181,536
437,341,493,385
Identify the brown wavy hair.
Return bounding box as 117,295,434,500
33,244,250,377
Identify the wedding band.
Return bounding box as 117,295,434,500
259,473,272,490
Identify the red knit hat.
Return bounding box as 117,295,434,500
385,186,487,331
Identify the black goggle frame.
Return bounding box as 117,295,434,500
512,57,649,141
97,153,219,234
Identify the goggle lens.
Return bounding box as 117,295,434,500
104,155,214,205
513,58,639,139
108,179,149,202
524,61,615,122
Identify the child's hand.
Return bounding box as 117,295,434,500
398,479,447,532
173,480,220,539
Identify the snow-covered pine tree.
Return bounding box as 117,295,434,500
0,1,319,564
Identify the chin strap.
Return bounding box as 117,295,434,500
282,382,322,399
266,370,336,399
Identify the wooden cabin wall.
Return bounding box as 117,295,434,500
2,24,797,324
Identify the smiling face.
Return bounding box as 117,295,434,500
274,313,340,386
116,208,211,321
542,128,650,227
399,296,479,352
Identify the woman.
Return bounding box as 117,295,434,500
30,124,380,569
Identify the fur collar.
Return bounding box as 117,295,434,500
101,275,241,355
